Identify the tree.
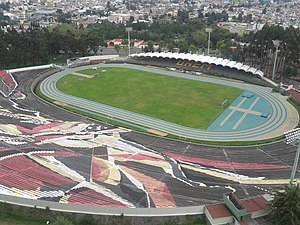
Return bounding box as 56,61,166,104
176,38,189,52
158,40,165,49
79,214,97,225
244,14,253,23
221,10,228,22
244,25,300,79
57,12,72,24
106,1,112,12
129,16,134,23
177,9,189,22
237,12,243,22
283,66,297,78
167,42,174,52
189,44,197,54
114,44,121,54
123,39,129,46
207,12,217,24
191,30,207,48
52,216,74,225
270,184,300,225
147,40,154,52
198,10,204,19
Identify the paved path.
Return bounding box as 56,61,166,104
40,64,299,141
0,193,204,217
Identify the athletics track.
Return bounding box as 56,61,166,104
40,64,299,142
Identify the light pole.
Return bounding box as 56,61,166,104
272,39,281,81
285,128,300,187
205,28,213,56
126,27,132,57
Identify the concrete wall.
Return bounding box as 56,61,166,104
8,64,54,73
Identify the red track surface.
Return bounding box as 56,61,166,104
164,152,290,170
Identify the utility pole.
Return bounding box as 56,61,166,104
272,40,281,81
205,28,213,56
126,27,132,57
285,128,300,187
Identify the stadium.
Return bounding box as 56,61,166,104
0,52,299,223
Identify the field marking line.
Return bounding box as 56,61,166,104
233,97,260,130
220,98,246,127
228,106,262,116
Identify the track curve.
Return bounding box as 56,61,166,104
40,64,299,141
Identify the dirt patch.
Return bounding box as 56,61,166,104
72,72,94,78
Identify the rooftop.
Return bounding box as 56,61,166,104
241,196,270,213
205,203,232,219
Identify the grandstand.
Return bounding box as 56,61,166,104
0,65,62,100
129,52,270,87
288,89,300,105
0,155,76,193
0,70,18,97
67,55,120,68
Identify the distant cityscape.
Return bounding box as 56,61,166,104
0,0,299,83
0,0,299,32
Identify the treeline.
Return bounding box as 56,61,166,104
89,20,300,79
0,24,99,68
89,19,237,54
0,19,299,79
0,20,237,68
244,25,300,78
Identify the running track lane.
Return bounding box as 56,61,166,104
40,64,299,141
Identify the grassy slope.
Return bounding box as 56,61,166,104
57,68,242,129
0,203,206,225
0,210,45,225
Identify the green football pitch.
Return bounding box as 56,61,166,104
57,68,242,129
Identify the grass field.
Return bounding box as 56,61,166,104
57,68,242,129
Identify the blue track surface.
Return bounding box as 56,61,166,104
207,91,272,132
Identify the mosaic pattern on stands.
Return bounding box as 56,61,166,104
0,94,291,208
0,68,295,208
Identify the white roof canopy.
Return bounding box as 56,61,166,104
130,52,263,78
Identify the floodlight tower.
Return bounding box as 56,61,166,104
126,27,132,57
285,128,300,187
205,28,213,56
272,39,281,81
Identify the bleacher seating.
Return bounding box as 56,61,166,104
0,155,75,192
0,70,17,97
67,189,126,207
288,89,300,104
0,71,16,89
228,192,244,210
129,53,272,87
